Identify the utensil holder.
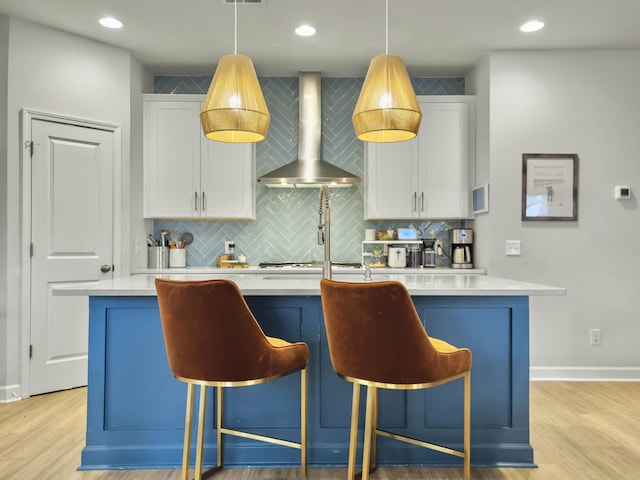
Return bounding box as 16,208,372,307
169,248,187,268
148,246,169,269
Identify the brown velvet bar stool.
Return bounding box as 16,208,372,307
320,279,472,480
155,278,309,480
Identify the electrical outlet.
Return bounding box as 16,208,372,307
505,240,521,256
589,328,601,345
434,240,443,255
224,240,235,254
135,239,140,255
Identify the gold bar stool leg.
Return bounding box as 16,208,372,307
361,386,376,480
347,383,360,480
182,382,195,480
371,388,378,473
217,386,223,469
301,368,308,480
464,372,471,480
195,385,208,480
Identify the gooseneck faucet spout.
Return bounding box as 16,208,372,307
318,185,332,279
364,264,372,282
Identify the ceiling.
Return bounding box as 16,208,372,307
1,0,640,77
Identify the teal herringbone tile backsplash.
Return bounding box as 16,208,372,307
153,76,466,266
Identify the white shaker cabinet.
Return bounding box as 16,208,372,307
143,95,255,219
365,96,474,220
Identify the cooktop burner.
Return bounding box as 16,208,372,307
258,261,362,269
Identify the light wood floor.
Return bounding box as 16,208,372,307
1,382,639,480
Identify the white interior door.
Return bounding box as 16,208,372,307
29,119,114,395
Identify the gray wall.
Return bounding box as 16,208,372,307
473,51,640,379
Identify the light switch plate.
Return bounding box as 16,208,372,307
505,240,521,256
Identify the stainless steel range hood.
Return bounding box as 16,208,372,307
258,72,360,188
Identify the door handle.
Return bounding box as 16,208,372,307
194,191,199,213
421,192,424,211
100,264,112,273
413,192,417,211
201,191,205,213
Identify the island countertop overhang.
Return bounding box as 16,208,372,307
53,273,565,297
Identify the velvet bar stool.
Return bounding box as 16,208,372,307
320,279,472,480
155,278,309,480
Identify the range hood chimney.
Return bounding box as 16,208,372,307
258,72,360,188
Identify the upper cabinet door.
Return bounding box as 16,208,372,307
143,95,256,219
364,95,474,220
144,100,201,218
364,138,419,219
201,138,255,219
418,98,473,219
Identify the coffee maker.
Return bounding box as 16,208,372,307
450,228,473,269
422,239,436,267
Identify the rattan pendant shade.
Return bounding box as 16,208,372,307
352,54,421,143
352,0,421,143
200,54,270,143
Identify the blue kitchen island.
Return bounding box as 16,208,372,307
54,273,564,471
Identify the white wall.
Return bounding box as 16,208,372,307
0,17,150,400
129,60,153,272
0,16,9,397
465,55,491,271
485,51,640,380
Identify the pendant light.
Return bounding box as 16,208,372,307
200,0,270,142
352,0,421,143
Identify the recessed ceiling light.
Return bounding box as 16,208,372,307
295,24,316,37
520,20,545,33
99,17,124,29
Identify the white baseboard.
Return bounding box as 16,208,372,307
531,367,640,382
0,384,22,403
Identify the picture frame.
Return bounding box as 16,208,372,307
472,183,489,214
522,153,579,221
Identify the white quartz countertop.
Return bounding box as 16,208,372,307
53,273,565,297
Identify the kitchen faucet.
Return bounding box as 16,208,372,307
318,185,332,279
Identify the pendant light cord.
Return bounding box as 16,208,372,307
385,0,389,54
234,0,238,55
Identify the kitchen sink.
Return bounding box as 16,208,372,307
262,274,389,282
262,275,322,281
259,261,362,269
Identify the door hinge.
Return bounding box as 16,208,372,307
30,243,33,257
29,344,33,358
25,140,34,157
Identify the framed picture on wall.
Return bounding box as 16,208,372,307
472,183,489,214
522,153,579,221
